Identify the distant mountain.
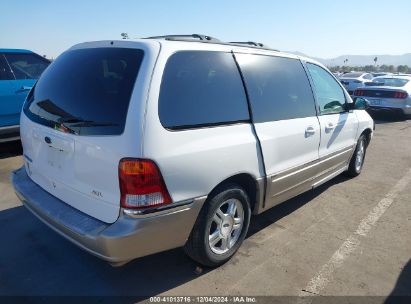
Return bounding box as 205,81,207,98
287,52,411,67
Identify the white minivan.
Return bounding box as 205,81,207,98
12,35,374,267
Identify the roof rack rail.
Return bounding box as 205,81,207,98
229,41,266,48
229,41,278,51
144,35,278,52
145,34,220,42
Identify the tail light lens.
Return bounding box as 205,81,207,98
355,89,364,96
119,159,172,209
393,91,408,99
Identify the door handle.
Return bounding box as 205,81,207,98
16,86,33,93
305,126,316,137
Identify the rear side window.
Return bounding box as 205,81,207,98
236,54,316,123
4,53,49,80
159,51,249,129
24,48,144,136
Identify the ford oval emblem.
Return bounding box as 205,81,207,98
44,136,52,144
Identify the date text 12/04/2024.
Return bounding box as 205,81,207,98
149,296,257,303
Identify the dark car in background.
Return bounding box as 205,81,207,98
0,49,49,142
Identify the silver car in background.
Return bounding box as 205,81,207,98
353,75,411,116
340,72,374,95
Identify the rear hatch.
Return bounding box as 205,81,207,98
20,45,148,223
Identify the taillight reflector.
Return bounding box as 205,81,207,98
119,159,172,209
393,91,408,99
355,89,364,96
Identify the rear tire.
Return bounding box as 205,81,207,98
184,184,251,267
346,134,367,177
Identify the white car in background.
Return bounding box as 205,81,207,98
340,72,374,95
372,72,392,78
354,75,411,117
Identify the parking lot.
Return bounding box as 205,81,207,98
0,115,410,301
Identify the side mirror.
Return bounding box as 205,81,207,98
352,97,370,110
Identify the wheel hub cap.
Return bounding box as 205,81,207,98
208,198,244,255
355,140,365,172
220,217,234,237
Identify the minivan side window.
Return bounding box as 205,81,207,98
159,51,249,129
306,63,346,115
235,54,316,123
4,53,49,80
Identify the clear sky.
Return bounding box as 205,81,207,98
1,0,410,59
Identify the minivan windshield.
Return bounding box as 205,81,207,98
24,48,144,135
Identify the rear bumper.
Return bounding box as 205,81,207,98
0,125,20,142
368,106,411,115
11,167,206,264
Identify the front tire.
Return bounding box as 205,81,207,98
184,184,251,267
346,134,367,177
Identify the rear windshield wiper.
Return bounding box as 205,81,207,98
57,116,118,127
65,120,119,128
53,120,119,135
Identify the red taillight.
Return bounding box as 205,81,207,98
119,159,172,209
393,91,407,99
355,89,364,96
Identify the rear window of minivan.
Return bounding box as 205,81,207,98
24,48,144,136
159,51,250,129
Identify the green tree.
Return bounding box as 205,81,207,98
380,65,388,72
364,65,377,72
329,66,341,72
397,65,409,73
